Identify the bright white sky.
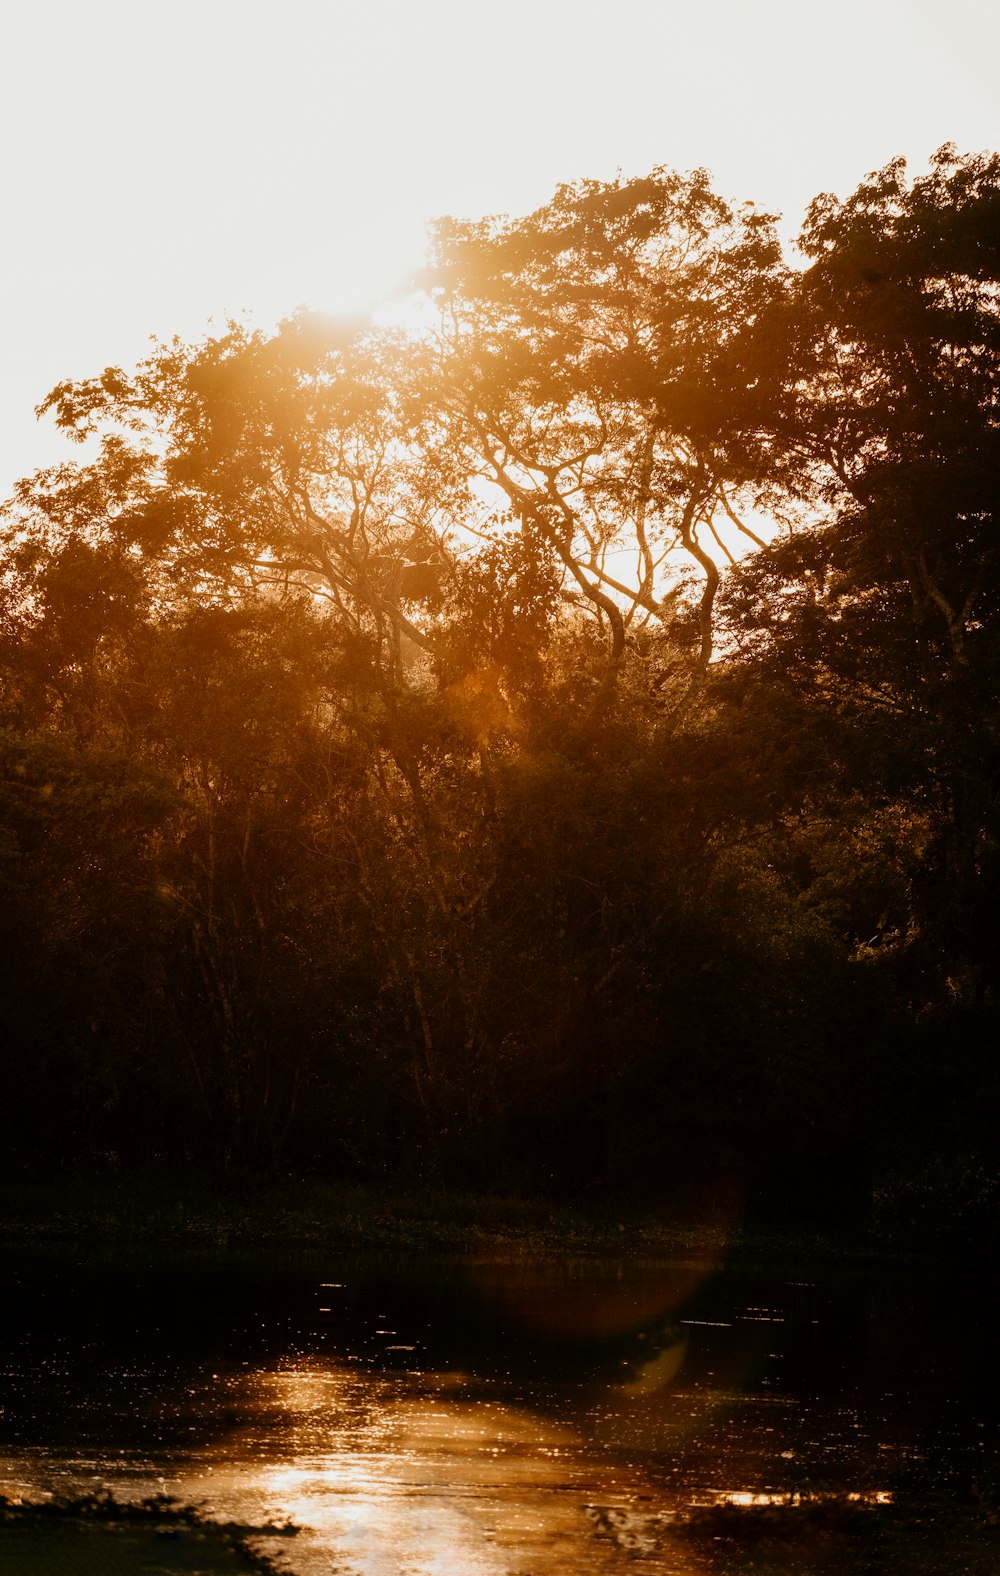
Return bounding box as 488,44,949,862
2,0,997,495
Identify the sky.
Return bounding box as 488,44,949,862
2,0,998,495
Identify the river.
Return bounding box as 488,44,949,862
2,1244,998,1572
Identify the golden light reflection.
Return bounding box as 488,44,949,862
227,1361,713,1575
712,1489,894,1507
617,1333,689,1396
254,1360,581,1483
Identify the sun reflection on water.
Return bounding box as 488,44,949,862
2,1251,960,1575
212,1359,714,1574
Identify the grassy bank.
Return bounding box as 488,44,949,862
0,1171,901,1261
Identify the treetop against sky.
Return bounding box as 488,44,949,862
2,0,997,497
1,122,999,1200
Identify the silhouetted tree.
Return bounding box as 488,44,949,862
1,148,997,1227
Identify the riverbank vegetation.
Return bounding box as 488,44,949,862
0,1171,807,1257
2,147,999,1245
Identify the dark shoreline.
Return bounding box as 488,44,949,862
3,1488,999,1576
0,1172,941,1265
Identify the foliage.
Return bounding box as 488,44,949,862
2,148,999,1235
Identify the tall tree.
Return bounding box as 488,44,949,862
719,146,1000,1126
424,167,789,713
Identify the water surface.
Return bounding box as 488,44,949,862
2,1246,997,1572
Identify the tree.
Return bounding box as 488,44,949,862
5,148,999,1219
423,166,789,713
756,144,1000,682
709,149,1000,1213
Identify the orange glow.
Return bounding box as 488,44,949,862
4,2,1000,497
470,1254,723,1341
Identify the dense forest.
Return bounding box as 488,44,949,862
2,147,998,1235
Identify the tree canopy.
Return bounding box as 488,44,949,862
3,147,999,1237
